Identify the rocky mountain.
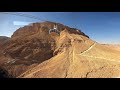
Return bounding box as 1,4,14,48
19,34,120,78
0,36,9,46
0,21,89,77
0,21,120,78
0,36,9,42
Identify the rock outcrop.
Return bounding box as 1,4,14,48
0,36,9,42
19,32,120,78
0,36,9,47
0,21,89,77
0,21,120,78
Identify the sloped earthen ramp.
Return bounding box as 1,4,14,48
18,30,120,78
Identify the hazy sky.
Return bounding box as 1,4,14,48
0,12,120,44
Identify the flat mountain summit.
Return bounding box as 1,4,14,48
0,21,120,78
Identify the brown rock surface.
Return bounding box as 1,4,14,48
18,30,120,78
0,36,9,47
0,21,89,77
1,21,120,78
19,44,120,78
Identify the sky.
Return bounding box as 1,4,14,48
0,12,120,44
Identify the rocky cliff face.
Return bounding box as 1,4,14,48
1,21,120,78
11,21,89,38
0,21,89,77
19,31,120,78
